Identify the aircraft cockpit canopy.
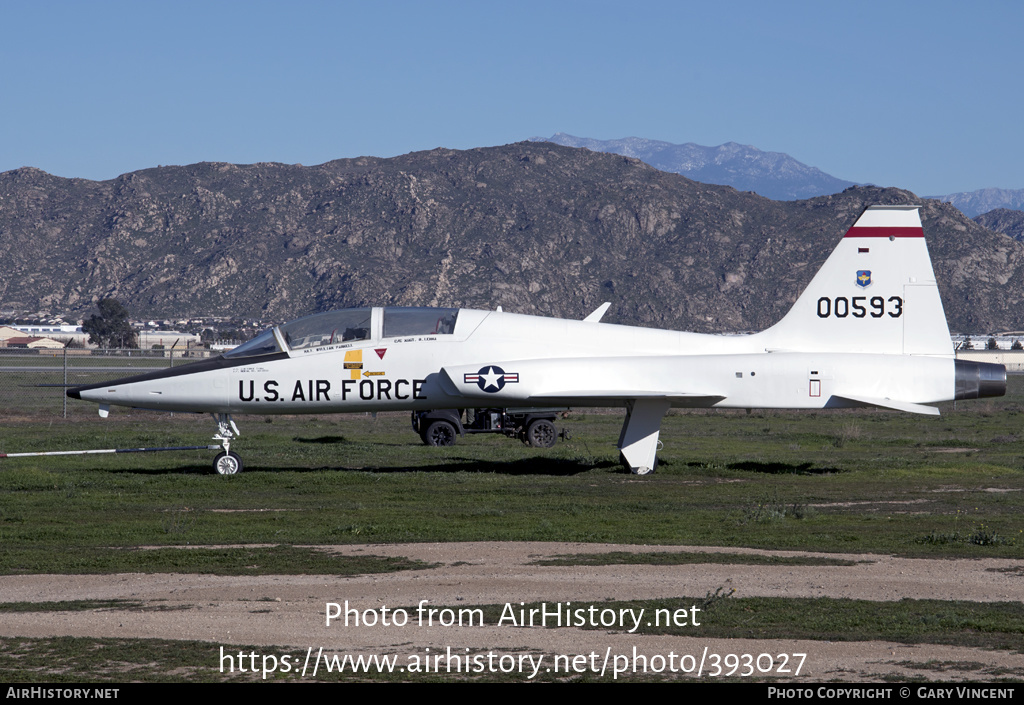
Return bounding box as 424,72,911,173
223,307,460,359
382,307,458,337
283,308,372,351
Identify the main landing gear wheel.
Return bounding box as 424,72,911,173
526,419,557,448
632,459,657,475
424,420,457,447
620,452,657,475
213,451,243,475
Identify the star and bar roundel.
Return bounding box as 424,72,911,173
464,365,519,393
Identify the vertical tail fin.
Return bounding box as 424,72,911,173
762,205,952,356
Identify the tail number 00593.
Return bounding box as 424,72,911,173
817,296,902,319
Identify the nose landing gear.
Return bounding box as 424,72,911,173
212,413,243,474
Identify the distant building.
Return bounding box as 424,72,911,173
4,335,65,350
956,348,1024,372
9,324,88,346
136,330,201,349
0,325,25,345
952,334,1020,351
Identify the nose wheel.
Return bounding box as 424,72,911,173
211,413,243,474
213,450,244,475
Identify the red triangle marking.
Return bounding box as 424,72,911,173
375,348,387,359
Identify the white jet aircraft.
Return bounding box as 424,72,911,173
68,205,1006,475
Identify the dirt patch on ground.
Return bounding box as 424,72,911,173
1,543,1022,682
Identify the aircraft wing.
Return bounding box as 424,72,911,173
439,357,726,406
532,391,725,402
829,393,941,416
441,356,941,414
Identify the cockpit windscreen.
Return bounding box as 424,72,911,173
223,327,279,359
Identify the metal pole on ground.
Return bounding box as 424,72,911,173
62,346,67,419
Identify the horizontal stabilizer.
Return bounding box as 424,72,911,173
832,393,940,416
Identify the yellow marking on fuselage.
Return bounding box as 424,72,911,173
344,349,363,380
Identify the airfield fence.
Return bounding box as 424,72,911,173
0,347,213,418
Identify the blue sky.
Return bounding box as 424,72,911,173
1,0,1020,195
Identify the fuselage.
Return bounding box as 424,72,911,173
67,305,967,415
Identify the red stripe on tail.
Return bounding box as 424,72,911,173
844,226,923,238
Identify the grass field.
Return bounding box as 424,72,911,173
2,380,1022,562
1,377,1023,681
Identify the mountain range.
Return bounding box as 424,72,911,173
973,208,1024,242
2,142,1022,334
931,188,1024,218
530,133,859,201
534,134,1024,220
